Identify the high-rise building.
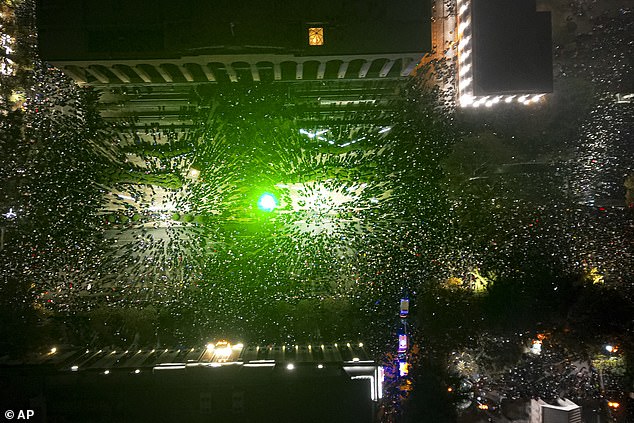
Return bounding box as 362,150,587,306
456,0,553,107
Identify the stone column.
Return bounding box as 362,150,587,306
400,56,421,77
179,65,194,82
132,66,152,83
110,66,131,83
86,66,109,83
155,65,173,82
225,63,238,82
316,61,326,80
379,60,395,77
200,64,216,82
337,61,349,79
358,60,372,78
63,66,88,84
273,62,281,80
250,63,260,82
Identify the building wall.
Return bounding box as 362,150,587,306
37,0,431,61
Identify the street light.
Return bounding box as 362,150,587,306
605,345,619,353
188,167,200,179
530,340,542,355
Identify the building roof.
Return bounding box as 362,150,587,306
1,343,379,422
471,0,553,95
37,0,431,61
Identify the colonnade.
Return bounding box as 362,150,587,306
56,53,423,85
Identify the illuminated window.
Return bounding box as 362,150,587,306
308,27,324,46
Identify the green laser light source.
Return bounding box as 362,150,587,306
258,193,278,211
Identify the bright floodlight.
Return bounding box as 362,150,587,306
286,363,295,370
258,193,277,211
214,341,232,358
188,167,200,179
605,345,614,353
530,340,542,355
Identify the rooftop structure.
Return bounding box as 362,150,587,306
457,0,553,107
1,342,381,422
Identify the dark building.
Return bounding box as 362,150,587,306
37,0,431,85
457,0,553,106
471,0,552,95
36,0,432,140
1,343,381,423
